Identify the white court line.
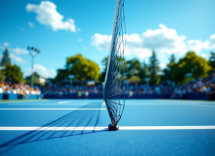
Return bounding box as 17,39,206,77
9,103,91,106
58,101,74,104
0,126,215,131
0,108,106,110
0,100,49,104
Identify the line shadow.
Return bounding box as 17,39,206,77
0,102,109,154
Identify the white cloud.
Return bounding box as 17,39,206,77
79,38,82,42
187,33,215,53
125,34,152,57
91,33,111,51
91,24,187,58
26,1,76,32
204,34,215,49
3,42,9,46
28,22,34,27
187,40,204,53
141,24,187,54
91,24,215,58
10,54,25,63
27,64,56,78
10,48,28,55
181,35,186,40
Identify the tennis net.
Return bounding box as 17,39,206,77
104,0,126,130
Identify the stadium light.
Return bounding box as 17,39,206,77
68,75,74,88
27,46,40,88
185,73,192,85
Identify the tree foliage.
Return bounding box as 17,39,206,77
149,50,160,85
25,72,41,85
169,51,212,84
55,69,68,83
126,58,141,79
4,64,25,83
99,56,109,82
66,54,100,81
136,61,149,83
169,53,176,65
1,48,11,66
162,53,176,82
209,51,215,71
128,75,141,82
99,56,126,82
0,70,6,82
25,77,40,85
0,49,24,83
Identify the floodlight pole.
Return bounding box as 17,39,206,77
28,47,40,88
31,54,34,88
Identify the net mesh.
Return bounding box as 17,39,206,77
104,0,126,126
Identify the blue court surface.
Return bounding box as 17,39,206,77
0,99,215,155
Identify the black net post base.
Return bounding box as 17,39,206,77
108,124,119,131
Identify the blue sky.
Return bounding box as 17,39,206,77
0,0,215,78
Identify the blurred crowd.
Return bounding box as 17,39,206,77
170,73,215,99
41,83,103,97
1,73,215,99
0,82,41,98
125,73,215,99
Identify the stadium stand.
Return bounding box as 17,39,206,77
0,73,215,100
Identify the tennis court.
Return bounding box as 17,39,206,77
0,99,215,155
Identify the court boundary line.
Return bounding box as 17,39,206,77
58,101,74,104
0,126,215,131
0,108,107,110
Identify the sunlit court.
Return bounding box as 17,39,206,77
0,99,215,155
1,0,215,155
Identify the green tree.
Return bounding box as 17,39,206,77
149,50,160,85
1,48,11,66
137,61,149,83
126,58,141,79
25,72,41,85
66,54,100,81
0,70,6,82
54,69,68,83
25,77,40,85
169,51,212,84
99,56,109,82
5,64,24,83
209,51,215,72
162,53,176,82
99,56,126,82
169,53,176,64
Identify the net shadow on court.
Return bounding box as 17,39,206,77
0,102,109,154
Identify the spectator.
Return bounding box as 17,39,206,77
85,90,89,98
